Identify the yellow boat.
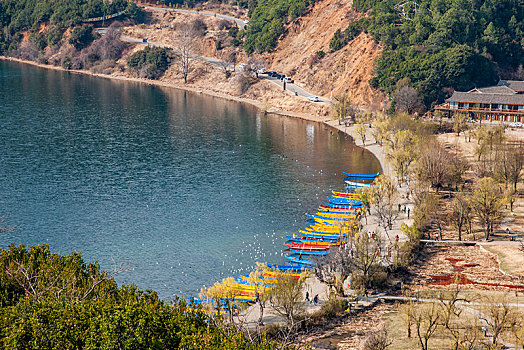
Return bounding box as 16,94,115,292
314,212,358,219
331,191,362,198
306,224,355,233
299,230,346,239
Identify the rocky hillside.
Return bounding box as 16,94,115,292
267,0,385,109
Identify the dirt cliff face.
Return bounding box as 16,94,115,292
267,0,385,109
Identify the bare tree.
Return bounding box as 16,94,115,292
412,302,440,350
361,326,392,350
368,175,399,236
217,50,236,78
480,295,518,348
316,231,385,296
394,86,425,115
245,58,266,78
269,271,306,327
415,137,452,191
452,112,468,136
331,94,356,125
386,129,417,185
247,264,274,325
437,285,469,349
174,23,198,84
449,191,471,241
470,177,506,240
356,123,367,146
495,141,523,191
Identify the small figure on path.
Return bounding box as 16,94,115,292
407,207,410,219
398,204,401,212
313,294,319,305
305,291,310,302
255,292,260,303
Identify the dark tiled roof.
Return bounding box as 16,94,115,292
474,86,517,94
498,80,524,92
445,91,524,105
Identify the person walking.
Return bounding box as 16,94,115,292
313,294,319,305
407,207,410,219
305,291,310,302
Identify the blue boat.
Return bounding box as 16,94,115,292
286,235,335,243
344,180,373,187
327,196,361,204
289,248,329,256
265,263,313,271
343,172,379,179
285,254,316,265
323,202,362,209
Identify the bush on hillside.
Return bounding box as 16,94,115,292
127,46,171,79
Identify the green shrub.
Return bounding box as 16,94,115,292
319,298,348,318
244,0,316,54
127,46,171,79
69,25,96,50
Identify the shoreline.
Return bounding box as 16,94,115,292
0,57,331,124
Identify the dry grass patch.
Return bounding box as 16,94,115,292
483,245,524,277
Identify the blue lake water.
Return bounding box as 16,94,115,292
0,60,381,299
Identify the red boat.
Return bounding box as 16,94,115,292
332,191,361,198
284,242,330,251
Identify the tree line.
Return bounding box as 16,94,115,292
0,0,144,54
330,0,523,108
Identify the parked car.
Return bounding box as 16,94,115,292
267,71,277,77
307,96,320,102
275,74,284,80
283,77,294,83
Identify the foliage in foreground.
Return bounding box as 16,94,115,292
0,244,284,349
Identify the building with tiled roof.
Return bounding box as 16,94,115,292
435,80,524,123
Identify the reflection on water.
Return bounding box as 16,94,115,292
0,60,380,299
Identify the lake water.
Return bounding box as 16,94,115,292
0,60,381,299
